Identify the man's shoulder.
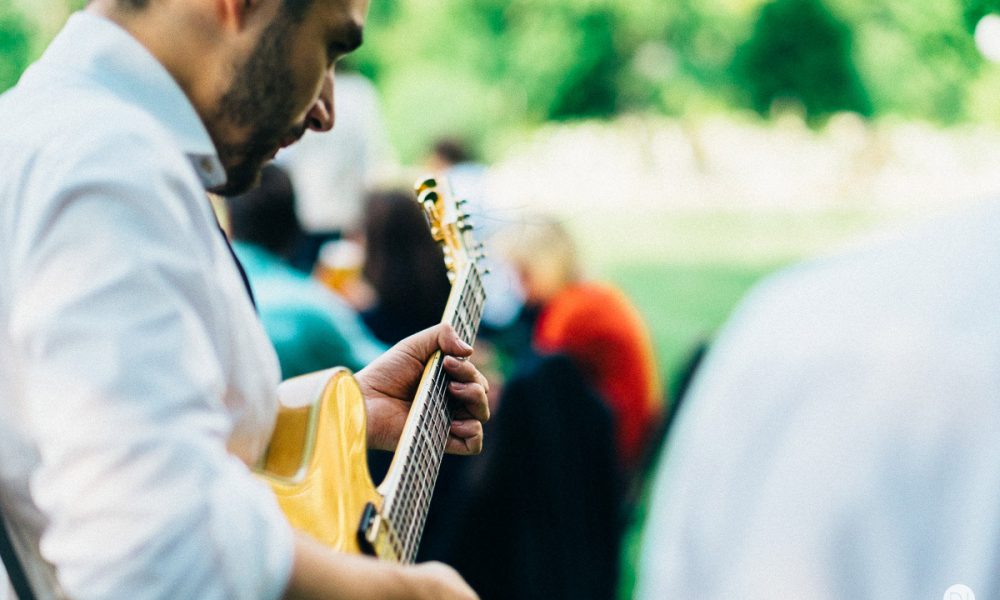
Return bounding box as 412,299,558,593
0,75,180,170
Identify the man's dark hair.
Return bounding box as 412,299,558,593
225,164,303,258
431,138,473,166
362,189,451,337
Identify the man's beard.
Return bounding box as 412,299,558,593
208,10,307,196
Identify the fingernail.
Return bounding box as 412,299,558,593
458,338,473,352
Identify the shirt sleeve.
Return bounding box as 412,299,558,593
7,130,294,600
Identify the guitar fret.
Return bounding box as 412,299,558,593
406,474,424,558
403,451,425,557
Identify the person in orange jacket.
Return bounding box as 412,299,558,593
503,217,664,474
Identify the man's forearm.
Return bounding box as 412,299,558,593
282,533,477,600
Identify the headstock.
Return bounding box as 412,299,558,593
414,177,487,284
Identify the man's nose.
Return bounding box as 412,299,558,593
306,71,335,132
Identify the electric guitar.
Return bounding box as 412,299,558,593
254,177,487,563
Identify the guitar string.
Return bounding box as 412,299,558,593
395,361,446,561
387,267,487,561
405,273,485,560
411,270,485,554
407,367,448,561
397,331,455,557
398,276,467,548
388,357,444,519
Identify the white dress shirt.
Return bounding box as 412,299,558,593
637,201,1000,599
0,12,293,600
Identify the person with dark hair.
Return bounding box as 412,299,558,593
0,1,487,599
423,138,525,333
427,137,473,171
360,189,452,345
225,164,386,378
226,163,303,257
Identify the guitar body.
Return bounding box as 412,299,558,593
256,368,381,555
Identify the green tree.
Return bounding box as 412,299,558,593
352,0,633,159
732,0,872,125
963,0,1000,30
0,2,32,93
831,0,982,123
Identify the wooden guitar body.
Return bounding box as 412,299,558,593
256,368,382,555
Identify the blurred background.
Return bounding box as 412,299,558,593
10,0,1000,403
7,0,1000,597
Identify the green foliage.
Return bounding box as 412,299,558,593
9,0,1000,159
731,0,873,125
353,0,641,160
963,0,1000,30
832,0,983,123
647,0,751,114
0,1,32,93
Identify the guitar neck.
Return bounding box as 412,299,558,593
377,261,486,562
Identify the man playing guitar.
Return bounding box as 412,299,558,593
0,1,488,598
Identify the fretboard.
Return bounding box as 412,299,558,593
377,261,486,562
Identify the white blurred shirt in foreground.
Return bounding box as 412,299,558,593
638,199,1000,600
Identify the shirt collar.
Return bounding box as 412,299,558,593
27,11,227,189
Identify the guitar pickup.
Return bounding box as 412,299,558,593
358,502,403,562
357,502,379,556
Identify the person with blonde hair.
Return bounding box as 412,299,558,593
503,218,664,475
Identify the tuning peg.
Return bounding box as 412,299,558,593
418,189,439,206
457,217,475,232
415,177,438,195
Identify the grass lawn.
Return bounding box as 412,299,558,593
608,261,777,399
577,208,888,391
